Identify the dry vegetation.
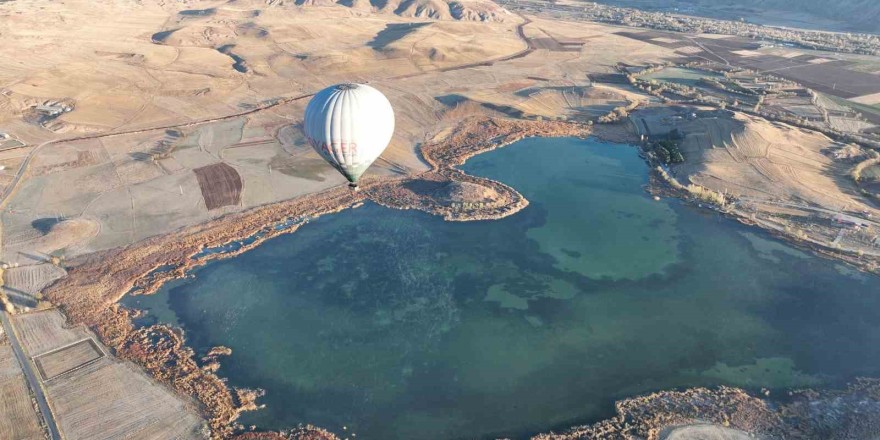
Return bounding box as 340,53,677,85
535,379,880,440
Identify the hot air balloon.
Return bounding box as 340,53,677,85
303,83,395,189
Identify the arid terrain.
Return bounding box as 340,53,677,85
1,0,880,439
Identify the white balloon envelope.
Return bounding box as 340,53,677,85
303,83,395,187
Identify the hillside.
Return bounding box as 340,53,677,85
248,0,511,21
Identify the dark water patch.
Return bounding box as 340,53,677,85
126,137,880,440
367,23,431,51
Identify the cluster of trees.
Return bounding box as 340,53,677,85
649,139,685,164
654,166,728,207
851,150,880,182
598,100,641,124
686,183,727,206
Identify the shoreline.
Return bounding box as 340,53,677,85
648,167,880,276
42,115,880,439
42,116,599,438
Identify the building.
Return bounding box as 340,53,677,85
834,213,869,228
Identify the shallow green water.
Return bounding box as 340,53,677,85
126,137,880,440
642,67,723,87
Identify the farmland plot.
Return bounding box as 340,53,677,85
0,343,46,440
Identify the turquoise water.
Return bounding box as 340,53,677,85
125,137,880,439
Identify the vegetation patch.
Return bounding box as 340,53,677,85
648,130,685,164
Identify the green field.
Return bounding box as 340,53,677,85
829,94,880,117
642,67,723,87
863,164,880,180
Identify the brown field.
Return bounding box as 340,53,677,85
45,357,205,440
2,264,67,310
194,162,243,210
0,343,46,440
34,339,104,381
12,310,205,439
851,92,880,106
13,309,91,356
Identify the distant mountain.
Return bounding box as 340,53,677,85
292,0,511,21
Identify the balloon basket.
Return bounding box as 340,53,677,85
349,183,359,191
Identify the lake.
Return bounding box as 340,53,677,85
125,137,880,439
